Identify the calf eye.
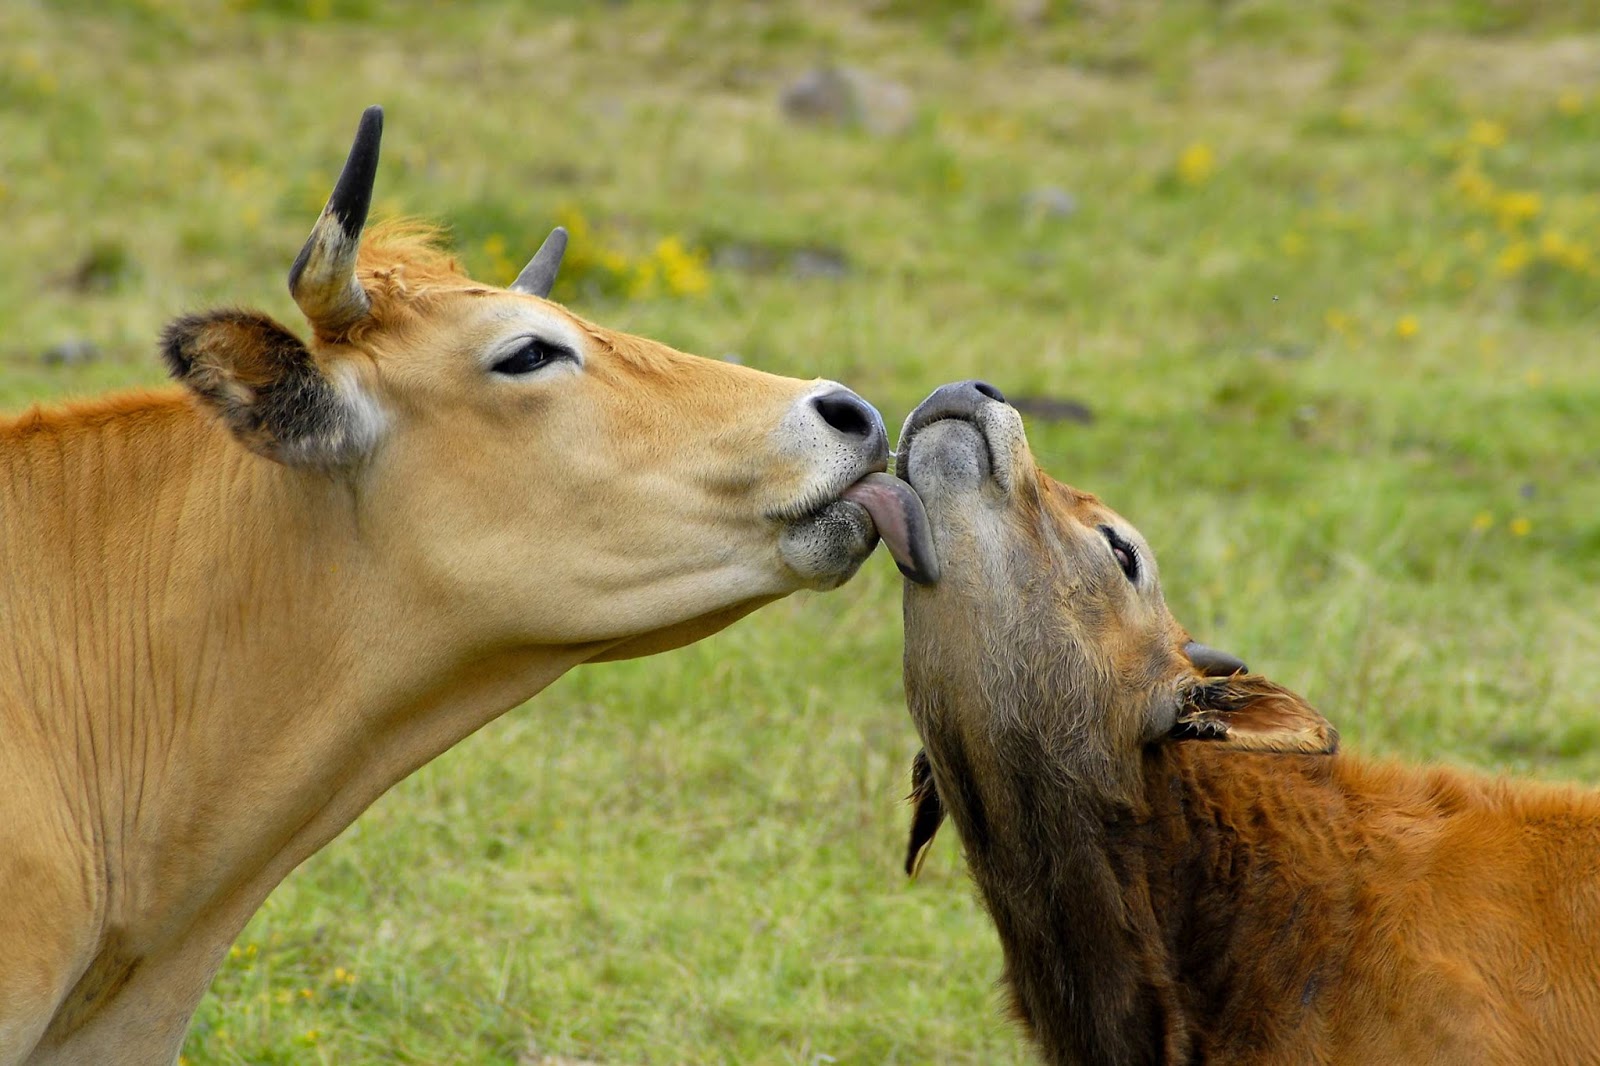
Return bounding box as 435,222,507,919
491,338,572,376
1099,525,1140,583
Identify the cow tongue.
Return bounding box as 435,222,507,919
841,472,940,585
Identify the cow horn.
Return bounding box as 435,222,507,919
1184,640,1248,678
288,105,383,336
510,226,569,297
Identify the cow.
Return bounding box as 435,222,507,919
0,107,912,1065
853,380,1600,1065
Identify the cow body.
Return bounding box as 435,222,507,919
892,380,1600,1065
1,110,895,1064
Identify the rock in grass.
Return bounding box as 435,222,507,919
1024,185,1079,220
41,338,101,366
780,64,915,136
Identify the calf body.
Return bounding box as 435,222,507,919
891,381,1600,1065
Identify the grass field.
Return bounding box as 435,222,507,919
5,0,1600,1061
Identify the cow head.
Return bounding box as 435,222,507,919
865,382,1337,874
160,107,892,655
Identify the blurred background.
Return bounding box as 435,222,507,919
4,1,1600,1062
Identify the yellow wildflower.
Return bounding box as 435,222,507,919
1324,309,1353,336
1558,90,1585,116
654,236,710,297
1279,231,1306,257
1472,512,1494,532
1451,166,1495,206
1538,229,1569,258
1395,315,1420,340
1467,118,1507,148
628,260,659,300
482,233,507,258
1509,517,1532,537
555,206,591,244
1496,241,1531,276
1176,142,1216,186
1524,369,1544,387
1493,190,1542,229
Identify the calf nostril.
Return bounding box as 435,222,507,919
971,380,1007,404
812,390,879,440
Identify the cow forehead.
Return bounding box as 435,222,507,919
1041,476,1109,527
367,288,596,364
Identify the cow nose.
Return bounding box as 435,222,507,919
812,388,887,450
901,379,1009,440
970,380,1006,403
932,379,1006,410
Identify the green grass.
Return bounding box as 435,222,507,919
5,0,1600,1061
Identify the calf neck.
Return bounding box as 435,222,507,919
892,380,1600,1065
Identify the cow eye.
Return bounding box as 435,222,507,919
1099,525,1140,583
490,338,572,376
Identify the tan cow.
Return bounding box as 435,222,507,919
0,107,915,1065
857,380,1600,1065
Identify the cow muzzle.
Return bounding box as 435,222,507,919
773,383,901,590
898,380,1024,497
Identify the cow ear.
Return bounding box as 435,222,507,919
905,748,946,878
161,309,384,467
1170,675,1338,755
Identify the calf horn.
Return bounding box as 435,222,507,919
288,105,383,337
510,226,569,297
1184,640,1248,678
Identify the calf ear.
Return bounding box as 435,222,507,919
161,309,383,467
1170,675,1338,755
905,748,946,878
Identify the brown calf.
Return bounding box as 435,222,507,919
867,380,1600,1065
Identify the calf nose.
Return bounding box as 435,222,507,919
902,379,1009,439
812,387,888,455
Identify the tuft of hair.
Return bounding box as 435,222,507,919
348,218,475,335
905,748,947,878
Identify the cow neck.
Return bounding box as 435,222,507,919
2,393,612,1051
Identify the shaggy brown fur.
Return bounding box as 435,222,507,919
897,396,1600,1066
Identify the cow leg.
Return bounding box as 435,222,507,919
27,927,232,1066
0,848,93,1066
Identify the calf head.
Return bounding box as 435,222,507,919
874,381,1336,874
160,108,895,656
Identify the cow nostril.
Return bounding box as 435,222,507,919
972,380,1006,404
812,390,879,441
